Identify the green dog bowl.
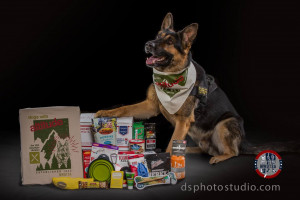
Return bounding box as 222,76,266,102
88,159,114,182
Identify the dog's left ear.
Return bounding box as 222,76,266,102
161,12,174,30
179,23,198,49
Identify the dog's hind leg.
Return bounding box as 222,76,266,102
209,117,242,164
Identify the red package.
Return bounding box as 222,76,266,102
82,150,91,178
128,154,145,177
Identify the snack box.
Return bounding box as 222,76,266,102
80,113,94,150
92,117,117,145
116,117,133,151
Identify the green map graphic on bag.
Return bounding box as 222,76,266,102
32,118,72,170
153,69,187,97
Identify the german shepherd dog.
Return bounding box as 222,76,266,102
95,13,298,164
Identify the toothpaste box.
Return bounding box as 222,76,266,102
116,117,133,151
80,113,94,150
90,143,119,165
92,117,117,145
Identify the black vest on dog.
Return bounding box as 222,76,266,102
189,59,243,132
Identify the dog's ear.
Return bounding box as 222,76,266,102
179,23,198,49
161,12,174,30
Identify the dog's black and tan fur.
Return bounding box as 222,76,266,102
96,13,298,164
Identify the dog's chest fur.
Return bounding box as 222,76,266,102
157,95,197,125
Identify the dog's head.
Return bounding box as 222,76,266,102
145,13,198,72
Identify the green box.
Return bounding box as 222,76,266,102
132,122,144,140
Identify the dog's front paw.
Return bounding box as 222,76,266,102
95,110,112,118
209,156,221,165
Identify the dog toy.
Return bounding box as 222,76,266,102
137,162,149,177
134,172,177,190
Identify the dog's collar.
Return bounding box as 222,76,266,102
153,65,188,75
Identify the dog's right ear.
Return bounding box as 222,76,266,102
161,12,174,30
179,23,198,49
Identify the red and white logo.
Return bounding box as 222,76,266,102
254,150,282,179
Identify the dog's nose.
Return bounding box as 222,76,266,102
145,41,155,53
146,41,155,48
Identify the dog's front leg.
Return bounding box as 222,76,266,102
95,84,160,119
95,99,159,119
166,118,191,153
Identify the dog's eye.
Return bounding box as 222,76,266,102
167,38,174,45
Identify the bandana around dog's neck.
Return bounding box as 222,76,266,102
153,62,196,114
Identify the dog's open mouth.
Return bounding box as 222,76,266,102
146,55,166,66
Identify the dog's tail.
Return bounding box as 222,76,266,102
239,140,300,155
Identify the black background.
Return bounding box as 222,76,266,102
0,1,300,199
1,0,300,148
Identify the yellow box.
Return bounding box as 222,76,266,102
110,171,124,189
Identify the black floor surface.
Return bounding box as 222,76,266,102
0,130,299,200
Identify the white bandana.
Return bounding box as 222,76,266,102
153,62,197,114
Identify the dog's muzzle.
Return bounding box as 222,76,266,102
145,41,155,54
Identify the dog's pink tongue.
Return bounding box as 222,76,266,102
146,56,159,65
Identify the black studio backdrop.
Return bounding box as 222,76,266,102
1,0,300,148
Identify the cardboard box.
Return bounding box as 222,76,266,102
19,106,83,185
80,113,94,150
116,117,133,151
92,117,117,145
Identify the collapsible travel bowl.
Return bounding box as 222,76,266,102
88,159,114,182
